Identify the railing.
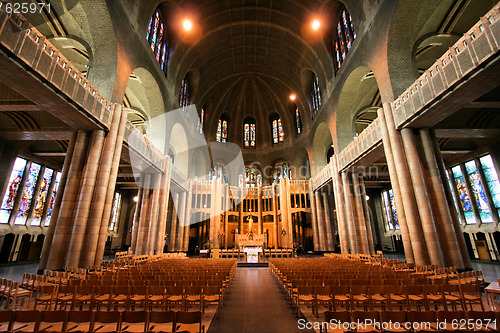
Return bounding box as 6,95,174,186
311,161,333,190
391,3,500,128
170,163,188,189
0,5,165,170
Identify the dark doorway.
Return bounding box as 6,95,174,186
463,233,476,260
0,233,15,263
17,234,32,262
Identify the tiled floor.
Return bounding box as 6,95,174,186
208,267,314,333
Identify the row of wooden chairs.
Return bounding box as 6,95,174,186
321,310,498,332
0,279,32,310
33,284,224,313
0,309,204,333
293,283,484,317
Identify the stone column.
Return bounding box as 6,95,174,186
401,128,444,267
331,157,349,253
322,192,334,251
130,180,143,254
429,129,471,268
342,172,358,253
258,187,263,235
314,191,326,251
308,183,320,251
94,105,128,265
38,132,77,273
377,108,414,264
352,173,369,254
176,191,187,252
80,104,121,268
183,182,193,251
169,192,180,251
66,130,105,268
46,131,90,270
359,176,375,255
224,185,229,249
135,174,152,255
272,184,278,248
383,103,428,265
147,174,161,255
419,128,464,268
155,157,172,254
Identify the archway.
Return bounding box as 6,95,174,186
170,123,189,176
312,122,333,175
0,233,15,263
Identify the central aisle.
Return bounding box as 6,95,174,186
208,267,315,333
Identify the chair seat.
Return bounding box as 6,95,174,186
408,295,424,301
298,295,314,301
391,295,405,301
372,295,387,301
204,296,220,302
426,295,442,301
167,296,182,301
353,295,369,301
317,295,332,301
335,296,350,301
112,296,128,301
185,296,201,301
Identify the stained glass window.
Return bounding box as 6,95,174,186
109,192,121,231
216,119,222,142
311,75,322,118
332,8,356,71
178,76,190,111
272,118,284,144
244,120,256,147
30,168,54,226
295,107,302,134
480,155,500,217
198,106,205,134
216,118,228,143
0,158,27,223
257,173,262,187
381,190,394,230
250,124,256,147
244,124,250,147
465,160,492,223
222,120,227,142
146,9,169,76
239,174,244,187
45,172,61,226
452,165,475,224
15,162,41,225
388,189,399,229
446,170,462,221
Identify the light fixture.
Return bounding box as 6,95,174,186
289,93,296,101
133,196,138,202
366,195,370,201
312,20,320,30
183,19,193,31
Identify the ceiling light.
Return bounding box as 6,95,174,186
312,20,320,30
183,19,193,31
133,196,138,202
289,93,296,101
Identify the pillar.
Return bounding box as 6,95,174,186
147,174,161,255
331,157,349,253
314,191,326,251
342,172,358,253
130,180,144,254
135,174,152,255
272,184,278,248
352,173,370,254
308,183,320,252
382,103,428,265
359,176,375,255
169,192,180,251
155,157,172,254
183,182,193,251
401,128,444,267
176,191,187,252
322,192,334,251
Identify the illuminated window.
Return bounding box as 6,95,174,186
480,155,500,217
146,8,169,75
178,76,190,111
464,160,492,223
45,172,61,226
271,117,284,144
332,8,356,72
15,162,41,225
109,192,121,231
198,105,205,134
0,158,27,223
311,75,322,118
216,115,229,143
381,189,399,230
273,162,291,184
244,118,256,147
30,168,54,226
295,106,302,134
451,165,475,224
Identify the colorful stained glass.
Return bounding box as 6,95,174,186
283,163,288,179
250,123,256,146
222,120,227,142
156,23,164,61
257,173,262,187
30,168,54,226
216,119,222,142
465,160,492,223
160,43,168,70
334,41,341,69
272,119,278,144
0,158,27,223
150,11,159,51
342,10,352,50
452,165,475,224
337,22,346,60
388,189,399,229
239,174,244,187
333,8,356,71
446,170,462,222
15,163,41,225
382,190,393,230
311,75,322,117
147,9,169,76
198,107,204,134
244,123,250,147
278,119,284,142
273,172,277,184
480,155,500,217
109,192,121,231
296,107,301,134
245,168,250,182
179,76,190,111
146,16,152,39
45,172,61,226
218,165,223,180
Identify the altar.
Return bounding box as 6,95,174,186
235,233,265,247
243,247,262,263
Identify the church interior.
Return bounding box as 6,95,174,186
0,0,499,332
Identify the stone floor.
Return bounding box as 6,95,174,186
207,267,314,333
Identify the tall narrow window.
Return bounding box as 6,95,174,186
146,8,169,76
243,118,256,147
31,168,54,226
0,158,27,223
311,75,322,118
198,106,205,134
178,76,190,112
480,155,500,217
381,190,394,230
446,170,462,221
295,107,302,134
45,172,61,226
15,163,41,225
451,165,475,224
109,192,121,231
332,8,356,72
216,115,229,143
465,160,492,223
272,117,284,144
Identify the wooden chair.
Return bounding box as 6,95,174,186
368,285,390,311
0,310,12,332
65,310,94,333
110,285,130,310
435,310,465,331
175,311,204,333
350,285,371,311
93,286,112,311
331,285,351,311
39,309,68,332
34,284,56,310
92,310,121,333
387,285,407,311
322,311,350,333
423,284,446,311
379,311,407,333
460,283,484,311
465,310,497,331
441,284,462,311
184,286,203,311
351,311,380,332
147,286,166,310
148,310,175,333
121,310,148,333
55,285,75,310
296,285,315,317
202,285,221,315
314,286,333,317
405,285,427,311
73,285,94,310
406,310,436,332
166,286,183,310
8,310,41,332
129,285,147,310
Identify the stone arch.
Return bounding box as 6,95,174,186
336,66,380,151
292,148,311,180
169,123,189,176
312,122,333,175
